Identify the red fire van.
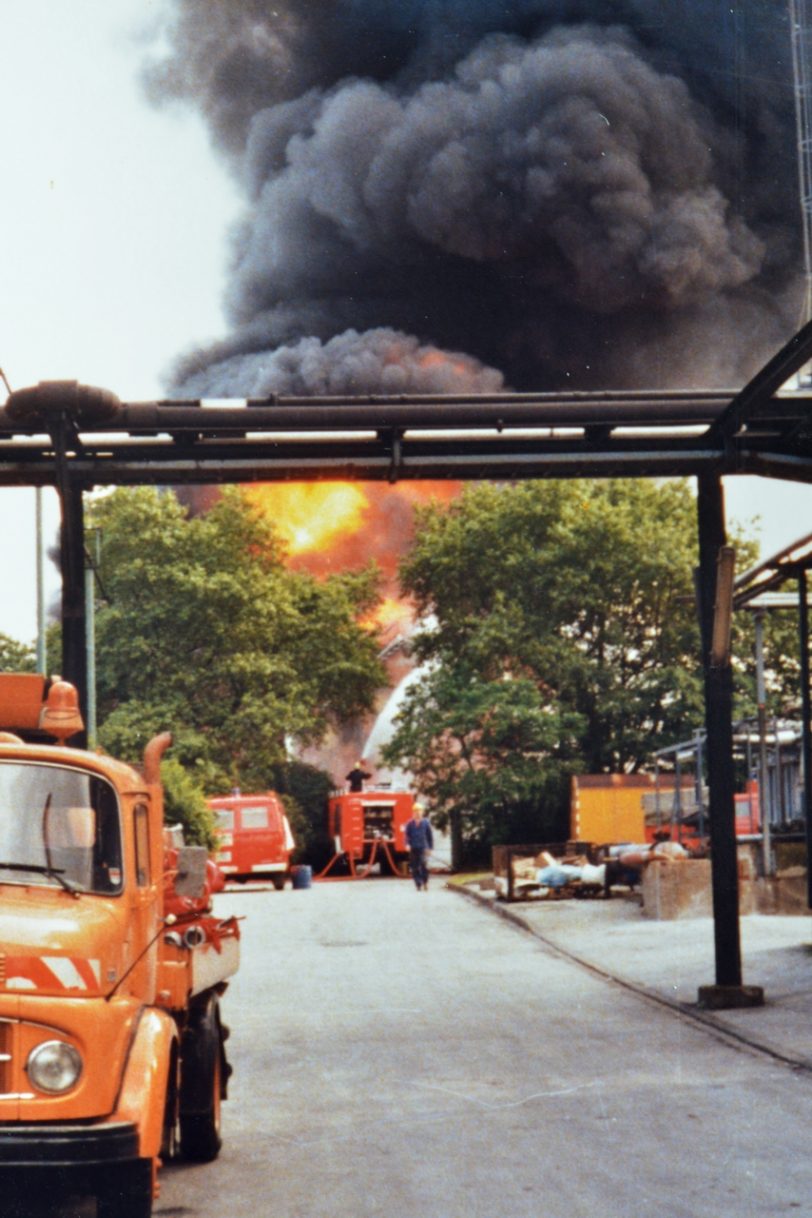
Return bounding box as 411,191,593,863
208,791,295,888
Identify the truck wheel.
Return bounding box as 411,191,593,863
97,1189,152,1218
179,996,225,1162
96,1159,153,1218
271,874,286,890
161,1045,180,1162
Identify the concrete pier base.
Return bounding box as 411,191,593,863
697,984,765,1010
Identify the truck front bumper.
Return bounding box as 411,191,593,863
0,1120,148,1198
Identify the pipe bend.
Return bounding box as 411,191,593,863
143,731,173,784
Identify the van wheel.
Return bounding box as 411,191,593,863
179,996,225,1162
271,874,286,890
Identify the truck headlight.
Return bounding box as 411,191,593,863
26,1040,83,1094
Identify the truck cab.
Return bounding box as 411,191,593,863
0,674,239,1217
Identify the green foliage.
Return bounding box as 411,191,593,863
268,760,335,866
88,487,385,791
383,662,578,866
732,606,806,722
385,478,732,862
45,622,62,677
0,634,36,672
161,757,217,849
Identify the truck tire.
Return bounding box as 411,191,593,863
161,1044,180,1162
179,995,225,1162
96,1159,153,1218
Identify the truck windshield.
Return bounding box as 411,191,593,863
0,762,123,895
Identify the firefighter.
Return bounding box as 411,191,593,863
346,760,372,792
404,802,433,890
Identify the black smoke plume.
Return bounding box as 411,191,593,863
144,1,801,393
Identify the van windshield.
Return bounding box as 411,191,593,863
0,762,123,895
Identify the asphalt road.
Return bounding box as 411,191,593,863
153,877,812,1218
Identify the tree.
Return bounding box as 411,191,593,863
384,478,750,863
732,606,805,725
161,757,217,849
268,760,335,867
87,487,385,792
383,660,582,866
0,634,36,672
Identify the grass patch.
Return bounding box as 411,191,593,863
447,871,493,887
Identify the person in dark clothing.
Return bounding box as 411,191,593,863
346,761,372,792
404,802,433,890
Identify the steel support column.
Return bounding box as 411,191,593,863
48,403,89,754
696,474,744,995
753,613,772,876
42,406,89,741
798,570,812,907
58,477,87,741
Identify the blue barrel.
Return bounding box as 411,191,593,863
292,864,312,890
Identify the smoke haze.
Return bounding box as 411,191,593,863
144,0,799,394
142,1,801,784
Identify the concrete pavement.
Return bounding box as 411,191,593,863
454,880,812,1071
205,878,812,1218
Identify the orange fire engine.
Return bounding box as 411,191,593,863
0,674,239,1217
321,787,415,877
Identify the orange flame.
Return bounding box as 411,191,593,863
244,479,461,629
246,480,459,576
245,483,369,558
418,349,474,377
375,596,411,626
360,595,415,635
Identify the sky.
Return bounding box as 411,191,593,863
1,1,812,647
0,0,241,643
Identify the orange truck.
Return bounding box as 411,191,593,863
0,674,240,1217
208,790,295,888
571,772,761,850
324,788,415,876
570,774,658,845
